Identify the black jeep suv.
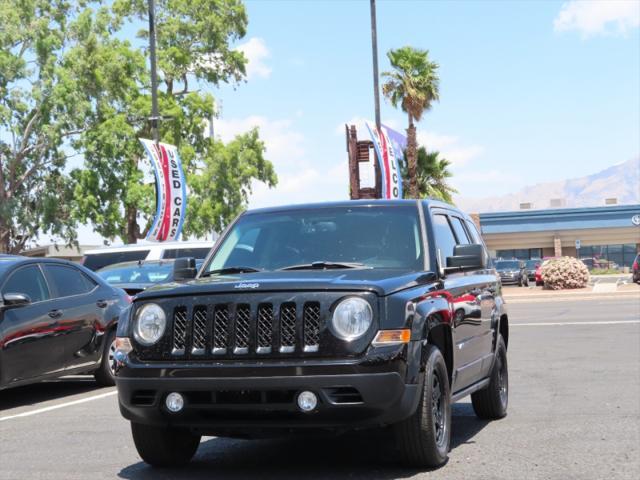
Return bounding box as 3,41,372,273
114,200,509,469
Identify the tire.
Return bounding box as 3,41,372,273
131,422,201,467
394,345,451,468
94,330,116,387
471,335,508,420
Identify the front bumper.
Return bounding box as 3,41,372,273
116,347,421,435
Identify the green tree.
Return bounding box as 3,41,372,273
71,0,276,243
0,0,90,254
382,46,440,199
401,147,456,203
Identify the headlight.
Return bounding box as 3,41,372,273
331,297,373,341
133,303,166,346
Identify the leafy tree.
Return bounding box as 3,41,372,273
400,147,456,203
382,46,440,199
0,0,90,254
71,0,276,243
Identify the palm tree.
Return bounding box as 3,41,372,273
400,147,457,203
382,47,440,198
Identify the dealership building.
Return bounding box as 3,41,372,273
478,204,640,269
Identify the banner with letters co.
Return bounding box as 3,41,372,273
365,121,404,199
139,138,187,242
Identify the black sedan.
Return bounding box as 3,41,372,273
0,256,129,391
96,259,204,295
495,259,529,287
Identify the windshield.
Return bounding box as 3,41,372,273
525,260,540,269
204,206,424,273
495,260,520,270
97,262,174,284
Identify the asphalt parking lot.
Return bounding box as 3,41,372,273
1,294,639,480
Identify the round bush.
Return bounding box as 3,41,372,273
540,257,589,290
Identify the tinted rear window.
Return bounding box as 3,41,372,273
162,248,210,259
83,250,150,271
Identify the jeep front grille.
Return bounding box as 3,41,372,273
168,301,323,358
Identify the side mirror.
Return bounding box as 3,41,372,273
1,293,32,309
173,257,197,281
445,244,485,273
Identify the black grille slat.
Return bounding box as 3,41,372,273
191,306,207,354
303,303,321,352
172,307,188,354
257,304,273,353
213,306,229,354
280,303,297,352
234,305,251,353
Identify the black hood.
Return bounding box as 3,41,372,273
135,268,436,300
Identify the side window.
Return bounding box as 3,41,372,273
465,219,491,266
1,265,50,303
162,248,211,259
432,214,458,268
44,265,95,298
450,217,471,244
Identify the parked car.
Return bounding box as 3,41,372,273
0,256,130,390
82,241,214,271
524,259,541,281
495,259,528,286
114,200,509,469
633,254,640,284
97,259,204,295
535,263,544,286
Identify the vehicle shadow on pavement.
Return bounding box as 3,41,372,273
118,403,489,480
0,376,103,412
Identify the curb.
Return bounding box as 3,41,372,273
504,291,639,302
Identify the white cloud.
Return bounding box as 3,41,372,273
417,131,484,167
235,37,272,79
216,115,349,208
554,0,640,37
215,115,304,167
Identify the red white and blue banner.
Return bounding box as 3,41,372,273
365,121,404,199
139,138,187,242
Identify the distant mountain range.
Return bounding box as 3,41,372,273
455,157,640,213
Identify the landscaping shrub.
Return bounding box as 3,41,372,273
540,256,589,290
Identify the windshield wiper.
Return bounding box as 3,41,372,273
279,261,365,271
201,266,262,277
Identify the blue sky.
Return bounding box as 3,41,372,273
210,0,640,207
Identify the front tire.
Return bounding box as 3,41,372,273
471,335,508,419
131,422,201,467
394,345,451,468
94,330,116,387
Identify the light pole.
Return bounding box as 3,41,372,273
370,0,381,131
148,0,160,145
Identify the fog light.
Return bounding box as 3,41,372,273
297,391,318,412
165,392,184,413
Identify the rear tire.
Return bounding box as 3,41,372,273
394,345,451,468
94,330,116,387
131,422,201,467
471,335,508,419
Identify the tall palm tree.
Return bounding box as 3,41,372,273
400,147,457,203
382,47,440,198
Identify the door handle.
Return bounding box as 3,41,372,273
96,300,108,308
48,309,63,319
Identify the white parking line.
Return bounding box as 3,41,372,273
0,390,117,422
511,320,640,327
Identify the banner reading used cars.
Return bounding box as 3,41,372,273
365,122,403,199
139,139,187,242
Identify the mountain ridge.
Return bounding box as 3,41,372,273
455,157,640,213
